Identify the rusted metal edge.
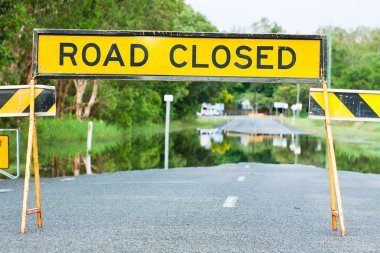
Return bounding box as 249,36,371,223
33,28,326,40
26,208,41,215
33,74,322,84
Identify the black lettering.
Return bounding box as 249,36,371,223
192,45,209,68
131,44,148,67
103,44,125,66
257,46,273,69
234,46,252,69
278,46,296,69
212,45,231,68
60,43,77,65
170,44,187,68
82,43,101,66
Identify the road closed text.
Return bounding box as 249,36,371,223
59,43,296,70
35,31,325,82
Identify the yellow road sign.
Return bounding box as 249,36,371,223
33,29,326,84
0,135,9,169
0,85,56,117
309,88,380,121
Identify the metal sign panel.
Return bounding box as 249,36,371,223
0,85,56,117
0,135,9,169
0,129,20,179
309,88,380,122
274,102,289,109
33,29,326,84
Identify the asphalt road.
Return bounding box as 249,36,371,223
218,117,304,135
1,163,379,252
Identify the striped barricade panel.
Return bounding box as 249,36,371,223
309,88,380,122
0,85,56,117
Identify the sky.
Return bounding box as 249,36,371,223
184,0,379,34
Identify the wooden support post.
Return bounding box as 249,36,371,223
322,81,346,237
21,79,43,234
33,119,42,227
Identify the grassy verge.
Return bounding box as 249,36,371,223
1,118,125,178
130,118,226,136
23,118,124,157
283,116,380,157
283,116,380,138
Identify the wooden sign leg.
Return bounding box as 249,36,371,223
33,119,43,228
322,81,346,237
326,136,337,231
21,79,43,233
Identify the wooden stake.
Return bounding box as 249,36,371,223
21,79,43,234
322,81,346,237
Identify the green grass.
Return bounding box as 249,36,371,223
16,118,124,159
1,118,125,178
36,118,123,142
283,116,380,158
130,118,226,136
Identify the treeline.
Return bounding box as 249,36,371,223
224,19,380,114
0,0,221,127
1,2,379,127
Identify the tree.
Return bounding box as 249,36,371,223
249,17,285,34
318,26,380,90
230,17,285,34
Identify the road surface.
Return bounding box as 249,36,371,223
218,117,304,135
0,163,379,252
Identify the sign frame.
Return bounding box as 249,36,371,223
33,29,327,84
0,135,9,170
0,129,20,179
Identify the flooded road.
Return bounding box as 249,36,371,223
2,118,380,178
39,128,326,177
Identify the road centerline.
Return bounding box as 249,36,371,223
223,196,238,208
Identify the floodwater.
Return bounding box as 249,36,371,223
2,127,380,179
38,129,379,177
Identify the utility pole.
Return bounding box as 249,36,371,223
328,27,332,89
325,27,333,170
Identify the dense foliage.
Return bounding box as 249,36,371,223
1,1,379,126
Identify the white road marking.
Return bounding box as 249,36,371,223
237,176,246,182
244,164,250,169
0,189,13,193
61,177,76,181
223,196,238,208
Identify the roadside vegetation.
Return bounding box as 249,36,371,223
1,1,379,176
284,116,380,173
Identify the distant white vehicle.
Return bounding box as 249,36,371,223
197,103,224,116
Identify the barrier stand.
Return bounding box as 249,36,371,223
21,79,43,233
322,80,346,237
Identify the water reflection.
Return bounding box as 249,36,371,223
35,127,380,177
198,129,321,166
199,129,223,150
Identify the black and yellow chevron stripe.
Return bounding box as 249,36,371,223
309,88,380,121
0,85,56,117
